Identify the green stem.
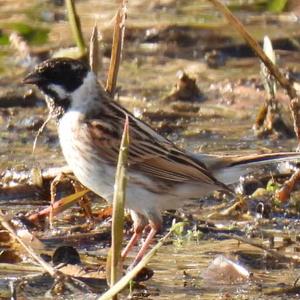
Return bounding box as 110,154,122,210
66,0,86,57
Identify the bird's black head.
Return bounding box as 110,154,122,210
23,58,90,117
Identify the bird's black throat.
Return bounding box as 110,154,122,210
43,92,70,120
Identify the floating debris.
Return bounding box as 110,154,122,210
163,71,204,102
202,255,251,284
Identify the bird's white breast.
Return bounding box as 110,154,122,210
58,110,81,158
58,110,116,202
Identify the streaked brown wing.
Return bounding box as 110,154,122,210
86,100,221,186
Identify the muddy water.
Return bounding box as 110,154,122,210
1,0,300,299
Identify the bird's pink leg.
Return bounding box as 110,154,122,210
130,221,161,267
121,231,142,259
121,211,147,260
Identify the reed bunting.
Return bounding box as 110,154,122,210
24,58,300,266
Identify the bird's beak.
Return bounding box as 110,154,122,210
22,72,42,85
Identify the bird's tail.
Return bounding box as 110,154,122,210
195,152,300,185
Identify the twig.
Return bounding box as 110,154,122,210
49,173,93,227
105,0,127,97
0,210,57,277
0,210,95,296
32,113,52,153
49,173,65,228
276,168,300,202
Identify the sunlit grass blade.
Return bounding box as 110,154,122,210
27,189,89,222
66,0,87,58
105,0,127,97
261,36,277,98
267,0,288,13
89,24,101,74
109,115,130,292
254,36,277,131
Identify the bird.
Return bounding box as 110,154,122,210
23,57,300,267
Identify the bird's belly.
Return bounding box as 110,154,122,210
58,112,116,201
68,152,116,201
60,138,116,202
